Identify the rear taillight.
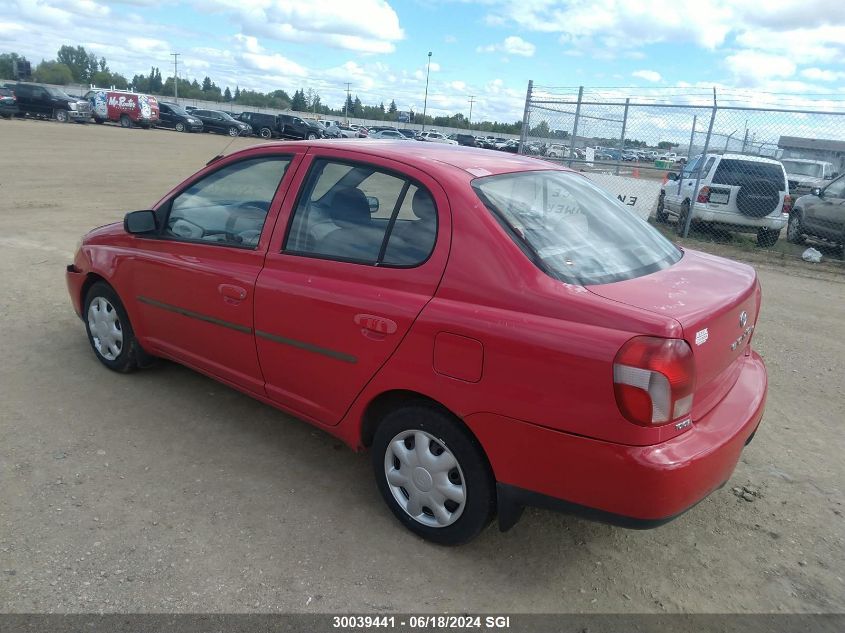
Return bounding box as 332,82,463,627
696,186,710,203
613,336,695,426
782,194,792,214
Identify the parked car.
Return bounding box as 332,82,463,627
546,144,568,158
156,101,203,133
316,120,342,138
236,111,281,139
338,124,358,138
787,173,845,252
397,129,416,139
370,129,409,140
0,87,19,119
497,139,520,153
277,113,323,140
622,151,638,161
781,158,838,196
449,133,477,147
419,131,458,145
10,82,92,122
657,153,790,247
190,109,252,137
66,140,767,545
86,89,159,128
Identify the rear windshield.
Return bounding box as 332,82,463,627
712,159,785,190
781,160,822,178
473,170,682,285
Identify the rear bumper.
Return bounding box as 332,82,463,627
465,350,767,530
691,203,786,230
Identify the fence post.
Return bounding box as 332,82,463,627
616,97,629,175
518,80,533,155
683,87,717,238
568,86,584,167
687,115,697,160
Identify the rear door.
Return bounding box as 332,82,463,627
254,150,451,425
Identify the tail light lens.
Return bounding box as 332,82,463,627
782,194,792,214
696,186,710,203
613,336,696,426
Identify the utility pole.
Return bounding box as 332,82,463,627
170,52,180,102
422,51,432,132
344,82,351,124
467,96,475,129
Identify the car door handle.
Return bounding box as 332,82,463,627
218,284,247,301
354,314,397,340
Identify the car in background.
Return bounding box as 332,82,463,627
66,140,768,545
0,87,19,119
781,158,838,197
787,173,845,252
448,133,477,147
370,129,409,140
338,124,358,138
497,139,519,153
546,144,568,158
658,153,790,247
190,109,252,137
315,120,342,138
277,113,323,140
236,111,281,139
157,101,203,133
419,131,457,145
397,129,416,139
11,82,91,123
86,89,159,128
622,151,638,161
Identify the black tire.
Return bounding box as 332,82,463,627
786,211,805,244
655,193,668,223
119,114,132,128
94,117,105,125
306,132,318,140
175,121,185,132
259,127,272,139
676,201,691,236
83,282,147,373
228,126,239,137
372,403,495,545
54,109,69,123
736,179,781,217
756,227,781,248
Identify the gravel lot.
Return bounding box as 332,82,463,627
1,118,844,614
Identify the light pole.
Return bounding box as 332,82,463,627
422,51,432,132
170,52,180,102
468,95,475,129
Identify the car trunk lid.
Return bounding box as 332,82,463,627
588,249,761,421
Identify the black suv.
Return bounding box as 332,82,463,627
277,114,323,140
157,101,203,133
10,82,91,122
190,109,252,137
450,133,477,147
236,111,281,139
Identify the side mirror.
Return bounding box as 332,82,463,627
831,173,839,179
811,187,822,197
667,172,679,181
124,209,158,234
366,196,380,213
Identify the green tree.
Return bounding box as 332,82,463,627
202,76,212,92
56,45,96,82
388,99,397,115
352,95,363,118
657,140,675,150
33,60,74,85
291,89,307,111
343,94,354,116
0,52,29,79
234,85,241,100
223,86,232,101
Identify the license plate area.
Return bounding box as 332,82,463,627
709,189,730,204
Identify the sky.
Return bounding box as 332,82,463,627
2,0,845,124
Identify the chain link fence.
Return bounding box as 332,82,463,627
518,84,845,262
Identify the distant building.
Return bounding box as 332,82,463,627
778,136,845,174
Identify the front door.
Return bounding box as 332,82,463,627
127,151,301,392
254,151,450,425
805,175,845,238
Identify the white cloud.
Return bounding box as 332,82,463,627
724,50,796,86
203,0,404,53
632,69,661,82
801,67,844,82
477,35,535,57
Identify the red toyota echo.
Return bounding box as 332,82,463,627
66,140,767,544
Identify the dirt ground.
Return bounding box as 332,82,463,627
1,118,843,614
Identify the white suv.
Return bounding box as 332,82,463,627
419,131,458,145
657,153,790,247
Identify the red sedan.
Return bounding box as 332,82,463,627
66,140,767,544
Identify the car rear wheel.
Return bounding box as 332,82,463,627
119,114,132,128
228,126,239,137
676,201,691,237
307,132,318,140
372,403,495,545
756,227,781,248
54,109,69,123
786,212,805,244
259,127,272,139
83,282,145,373
656,193,668,223
175,122,185,132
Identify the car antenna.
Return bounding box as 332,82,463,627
206,135,240,166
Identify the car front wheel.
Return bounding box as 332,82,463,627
259,127,272,139
175,121,185,132
54,109,69,123
372,404,495,545
306,132,317,140
228,126,240,137
83,282,146,373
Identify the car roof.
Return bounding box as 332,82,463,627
707,153,783,165
230,139,566,178
781,157,831,165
